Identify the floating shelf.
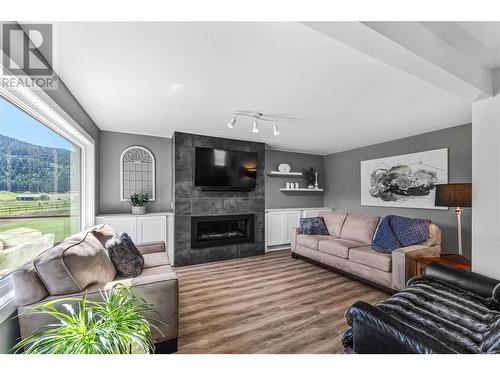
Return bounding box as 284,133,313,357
267,171,303,177
280,188,324,192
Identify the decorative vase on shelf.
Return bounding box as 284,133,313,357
278,163,291,173
132,205,146,215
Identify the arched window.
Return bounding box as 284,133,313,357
120,146,155,201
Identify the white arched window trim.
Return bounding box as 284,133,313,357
120,145,156,202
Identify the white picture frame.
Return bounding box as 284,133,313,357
120,145,156,201
360,148,448,210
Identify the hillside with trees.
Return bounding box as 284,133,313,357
0,133,73,193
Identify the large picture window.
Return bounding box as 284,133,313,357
0,97,81,277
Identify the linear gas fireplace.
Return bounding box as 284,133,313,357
191,214,254,249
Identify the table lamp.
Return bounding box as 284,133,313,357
435,183,472,255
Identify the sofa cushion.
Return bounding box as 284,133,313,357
319,211,347,237
296,234,331,250
341,213,380,244
299,217,329,235
105,232,144,277
34,231,117,295
348,246,392,272
143,252,170,269
12,263,49,306
91,224,116,247
318,238,366,259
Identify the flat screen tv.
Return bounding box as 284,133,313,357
194,147,258,191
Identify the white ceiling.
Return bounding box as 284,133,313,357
52,22,472,155
421,22,500,70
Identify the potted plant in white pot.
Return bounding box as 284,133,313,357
129,193,149,215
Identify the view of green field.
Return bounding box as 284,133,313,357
0,191,71,216
0,191,78,242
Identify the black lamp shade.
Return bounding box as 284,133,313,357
435,183,472,208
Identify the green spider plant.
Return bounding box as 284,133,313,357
13,285,162,354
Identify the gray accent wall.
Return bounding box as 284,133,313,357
43,80,101,214
265,149,325,209
99,131,173,214
174,132,265,266
323,124,472,259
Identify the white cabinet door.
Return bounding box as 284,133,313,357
101,217,138,243
137,215,166,243
267,212,286,246
284,211,301,243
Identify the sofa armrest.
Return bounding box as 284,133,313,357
348,301,455,354
424,262,500,300
391,245,440,290
136,241,166,255
290,227,303,252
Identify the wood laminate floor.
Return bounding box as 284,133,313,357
174,250,389,354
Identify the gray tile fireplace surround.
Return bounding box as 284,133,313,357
174,132,266,266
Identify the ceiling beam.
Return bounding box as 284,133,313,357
302,21,493,102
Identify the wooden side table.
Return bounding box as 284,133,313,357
414,254,471,277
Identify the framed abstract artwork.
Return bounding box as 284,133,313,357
360,148,448,210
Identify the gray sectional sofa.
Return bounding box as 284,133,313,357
291,211,441,290
12,224,179,352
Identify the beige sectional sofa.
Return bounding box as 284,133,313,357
291,211,441,290
12,224,179,352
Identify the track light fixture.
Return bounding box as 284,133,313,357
227,114,236,129
226,112,280,136
273,122,280,136
252,118,259,133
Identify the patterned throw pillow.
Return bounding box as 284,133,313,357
299,217,329,235
372,217,401,253
390,215,430,247
105,232,144,277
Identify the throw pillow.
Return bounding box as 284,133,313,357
105,232,144,277
92,224,116,247
371,216,401,253
34,231,116,295
299,217,329,235
390,215,430,247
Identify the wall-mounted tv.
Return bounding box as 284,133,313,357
194,147,258,191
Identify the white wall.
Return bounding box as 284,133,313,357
472,94,500,279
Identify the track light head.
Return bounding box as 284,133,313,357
252,118,259,133
273,122,280,136
227,114,236,129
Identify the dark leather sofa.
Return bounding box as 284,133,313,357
342,262,500,354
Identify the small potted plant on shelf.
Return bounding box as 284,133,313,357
302,167,317,189
129,193,149,215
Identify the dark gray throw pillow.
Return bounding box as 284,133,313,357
299,217,329,235
105,232,144,277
